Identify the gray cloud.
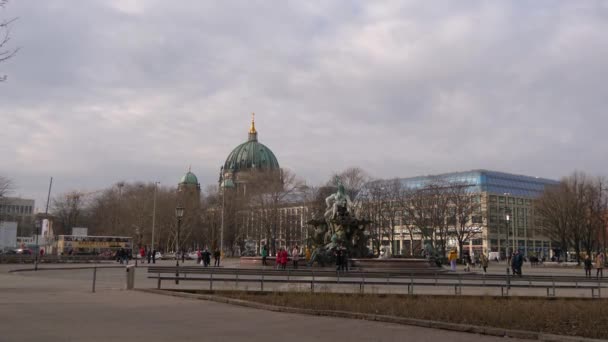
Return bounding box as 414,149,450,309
1,0,608,208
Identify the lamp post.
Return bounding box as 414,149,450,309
134,226,140,267
151,182,159,254
219,176,234,261
175,206,184,284
34,220,41,271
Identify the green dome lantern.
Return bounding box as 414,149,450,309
222,113,280,172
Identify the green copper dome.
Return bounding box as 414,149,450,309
180,171,199,185
223,115,280,172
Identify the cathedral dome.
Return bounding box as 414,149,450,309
222,114,280,173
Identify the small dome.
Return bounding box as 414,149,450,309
180,171,198,185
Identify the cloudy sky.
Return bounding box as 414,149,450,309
2,0,608,209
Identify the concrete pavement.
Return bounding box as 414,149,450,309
0,265,532,342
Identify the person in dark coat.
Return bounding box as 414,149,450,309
213,248,221,267
584,255,593,278
511,251,524,277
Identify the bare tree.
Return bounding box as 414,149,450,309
245,168,305,255
536,171,604,264
358,179,391,255
0,0,18,81
448,183,483,259
403,178,451,257
51,192,86,235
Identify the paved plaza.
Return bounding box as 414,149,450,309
0,261,540,342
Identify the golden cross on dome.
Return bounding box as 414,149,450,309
249,112,257,134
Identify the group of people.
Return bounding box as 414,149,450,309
584,252,605,279
195,248,221,267
274,245,301,269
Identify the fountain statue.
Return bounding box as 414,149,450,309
307,180,371,267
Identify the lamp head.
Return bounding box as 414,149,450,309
175,206,185,219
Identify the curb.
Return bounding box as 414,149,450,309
137,289,606,342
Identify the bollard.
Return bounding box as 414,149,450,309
126,265,135,290
92,267,97,293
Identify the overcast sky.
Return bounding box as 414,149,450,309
2,0,608,210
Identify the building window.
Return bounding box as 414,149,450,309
490,195,497,203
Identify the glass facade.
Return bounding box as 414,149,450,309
392,170,558,258
397,170,558,198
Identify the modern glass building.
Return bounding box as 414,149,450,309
394,170,559,258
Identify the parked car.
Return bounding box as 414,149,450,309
154,252,163,260
188,251,199,260
16,248,32,255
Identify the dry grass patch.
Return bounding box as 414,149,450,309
212,291,608,339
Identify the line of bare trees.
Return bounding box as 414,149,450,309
358,177,482,258
535,172,607,264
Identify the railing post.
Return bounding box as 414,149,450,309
261,273,264,292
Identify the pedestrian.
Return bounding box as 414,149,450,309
181,249,186,264
595,252,605,279
335,247,343,271
464,254,471,272
480,253,489,274
584,255,593,278
512,250,523,277
147,250,152,264
261,244,268,266
152,248,156,264
305,246,311,262
203,248,211,267
292,245,300,269
214,248,221,267
197,249,202,265
448,248,458,272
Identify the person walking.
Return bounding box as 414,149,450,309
203,248,211,267
292,245,300,269
197,249,202,265
595,252,605,279
214,248,221,267
152,248,156,264
147,250,152,264
448,248,458,272
261,244,268,266
512,250,523,277
480,253,489,274
584,255,593,278
335,247,343,271
181,249,186,264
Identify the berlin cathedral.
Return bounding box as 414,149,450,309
175,115,308,256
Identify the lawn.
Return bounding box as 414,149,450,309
210,291,608,339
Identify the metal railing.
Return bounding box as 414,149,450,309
146,266,606,297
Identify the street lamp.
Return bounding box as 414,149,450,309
175,206,184,284
134,226,140,267
503,192,511,277
220,177,234,261
151,182,159,255
34,220,41,271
